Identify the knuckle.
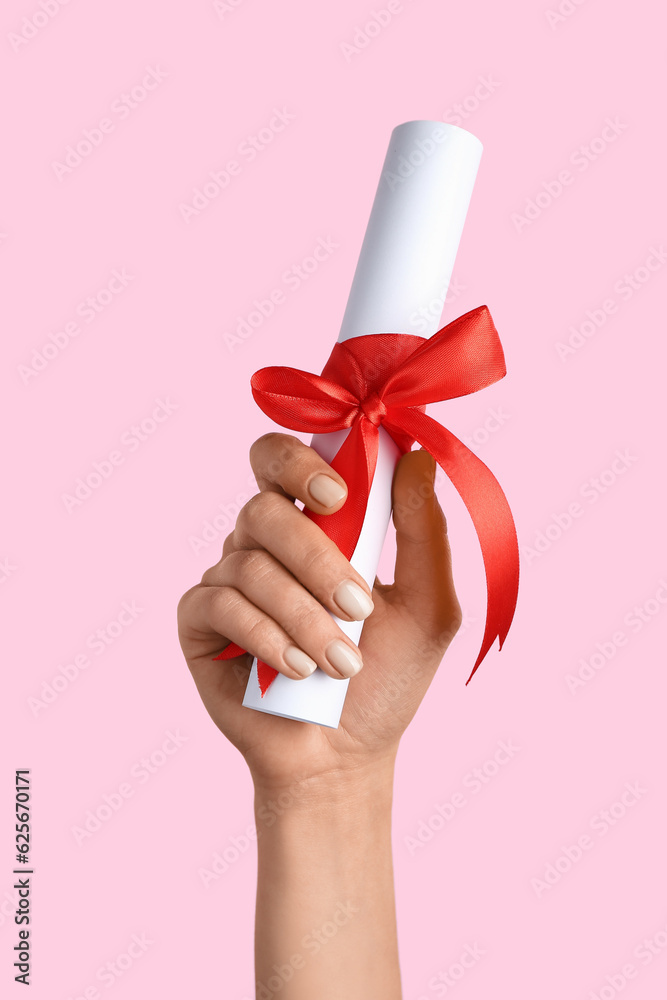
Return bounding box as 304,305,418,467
238,491,280,532
244,617,280,664
209,585,241,622
176,585,199,625
237,493,259,530
441,615,462,647
231,548,272,585
200,559,222,587
450,599,463,631
251,432,297,479
299,541,331,577
221,530,236,557
253,431,289,453
284,599,324,637
432,601,464,647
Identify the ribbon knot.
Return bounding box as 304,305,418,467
215,305,519,695
360,391,387,426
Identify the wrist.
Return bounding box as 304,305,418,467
252,754,396,829
251,750,401,999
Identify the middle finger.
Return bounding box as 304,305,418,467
227,491,374,624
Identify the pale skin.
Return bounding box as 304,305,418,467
177,432,462,998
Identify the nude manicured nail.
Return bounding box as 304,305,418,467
326,640,363,678
284,646,318,678
334,580,374,621
308,474,346,507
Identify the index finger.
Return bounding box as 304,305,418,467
249,432,349,515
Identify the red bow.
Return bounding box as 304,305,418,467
215,305,519,693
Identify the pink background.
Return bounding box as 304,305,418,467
2,1,666,997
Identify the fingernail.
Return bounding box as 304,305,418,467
334,580,374,621
326,640,363,678
308,474,346,508
284,645,318,678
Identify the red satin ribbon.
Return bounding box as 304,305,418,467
214,304,519,693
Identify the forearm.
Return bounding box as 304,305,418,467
253,760,402,999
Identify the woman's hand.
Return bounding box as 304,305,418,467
177,432,461,792
178,431,463,998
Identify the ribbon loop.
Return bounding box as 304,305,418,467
215,305,519,696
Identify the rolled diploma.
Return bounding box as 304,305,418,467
242,120,483,728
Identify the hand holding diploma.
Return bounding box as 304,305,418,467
177,431,461,997
177,430,461,788
177,120,518,996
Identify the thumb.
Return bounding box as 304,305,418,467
391,448,461,636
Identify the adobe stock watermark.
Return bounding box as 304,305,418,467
189,473,257,554
28,601,144,717
213,0,247,17
555,245,667,360
459,406,510,453
545,0,590,30
52,67,168,180
223,236,339,353
241,901,358,1000
530,781,648,898
417,943,485,998
70,730,189,846
352,614,474,723
64,933,154,998
441,75,501,127
565,578,667,694
179,107,295,223
198,825,257,888
407,274,467,334
511,117,628,233
339,0,410,62
521,448,638,565
191,433,337,555
198,773,312,887
383,122,455,192
18,268,134,384
405,740,521,855
585,916,667,1000
0,886,20,930
8,0,74,53
391,404,509,523
1,557,17,584
61,397,179,513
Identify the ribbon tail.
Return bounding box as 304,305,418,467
305,417,378,559
212,645,275,695
392,410,520,683
255,660,276,695
213,642,247,660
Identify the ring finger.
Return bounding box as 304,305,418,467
206,548,364,680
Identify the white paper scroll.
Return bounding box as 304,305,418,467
243,120,483,727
